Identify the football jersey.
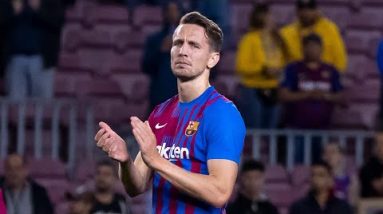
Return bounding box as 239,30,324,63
148,86,246,214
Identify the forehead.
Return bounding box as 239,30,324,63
173,24,208,43
5,155,23,167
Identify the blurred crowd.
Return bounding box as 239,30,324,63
0,0,383,213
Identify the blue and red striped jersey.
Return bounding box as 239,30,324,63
148,86,246,214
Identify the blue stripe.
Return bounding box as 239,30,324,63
161,180,172,213
152,173,160,213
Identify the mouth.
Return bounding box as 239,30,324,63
175,61,191,66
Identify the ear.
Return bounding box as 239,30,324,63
207,52,220,69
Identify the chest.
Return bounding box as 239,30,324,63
296,69,332,91
151,107,206,162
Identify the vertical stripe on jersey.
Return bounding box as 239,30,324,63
169,104,200,214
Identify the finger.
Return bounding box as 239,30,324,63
99,121,113,133
95,128,106,141
96,132,111,147
132,128,145,147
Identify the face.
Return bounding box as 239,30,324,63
240,170,264,196
4,155,28,189
303,41,322,62
165,2,180,25
322,144,343,168
297,8,319,27
372,177,383,195
375,133,383,160
171,24,219,82
311,166,333,191
95,165,115,192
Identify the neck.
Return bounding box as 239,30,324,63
305,60,320,68
95,190,113,203
177,71,210,103
315,189,330,208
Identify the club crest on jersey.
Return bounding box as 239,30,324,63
185,121,200,136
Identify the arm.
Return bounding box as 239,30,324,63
153,158,238,208
279,87,310,102
329,23,347,72
235,33,265,77
95,122,152,197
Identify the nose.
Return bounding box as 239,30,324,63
178,43,188,57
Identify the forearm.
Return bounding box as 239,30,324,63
119,155,150,196
279,89,308,102
325,92,342,103
152,158,233,208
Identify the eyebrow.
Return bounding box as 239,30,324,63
173,38,202,47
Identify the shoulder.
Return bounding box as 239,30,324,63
205,93,242,121
203,93,245,130
318,17,340,32
285,62,302,72
150,95,178,118
281,21,299,35
240,31,261,42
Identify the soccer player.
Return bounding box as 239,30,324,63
95,12,246,213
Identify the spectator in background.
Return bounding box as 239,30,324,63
236,3,286,129
378,40,383,74
322,142,358,205
142,0,181,111
191,0,230,49
68,190,95,214
281,0,347,72
91,160,129,214
359,132,383,198
0,0,65,100
0,154,54,214
289,161,352,214
0,189,6,213
280,34,343,163
227,159,279,214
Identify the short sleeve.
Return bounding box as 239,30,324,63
280,64,297,90
203,101,246,164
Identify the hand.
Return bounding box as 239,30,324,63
130,116,160,167
95,122,130,162
310,90,326,100
28,0,40,11
12,0,23,14
160,36,173,52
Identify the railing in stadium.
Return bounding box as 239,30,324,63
248,129,375,170
0,98,95,172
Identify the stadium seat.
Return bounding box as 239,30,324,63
265,165,289,183
132,5,162,27
29,158,67,179
290,165,311,187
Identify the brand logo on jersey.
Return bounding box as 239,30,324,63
156,143,190,161
185,121,199,136
155,123,167,129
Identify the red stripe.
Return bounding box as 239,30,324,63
155,177,166,214
169,104,199,213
